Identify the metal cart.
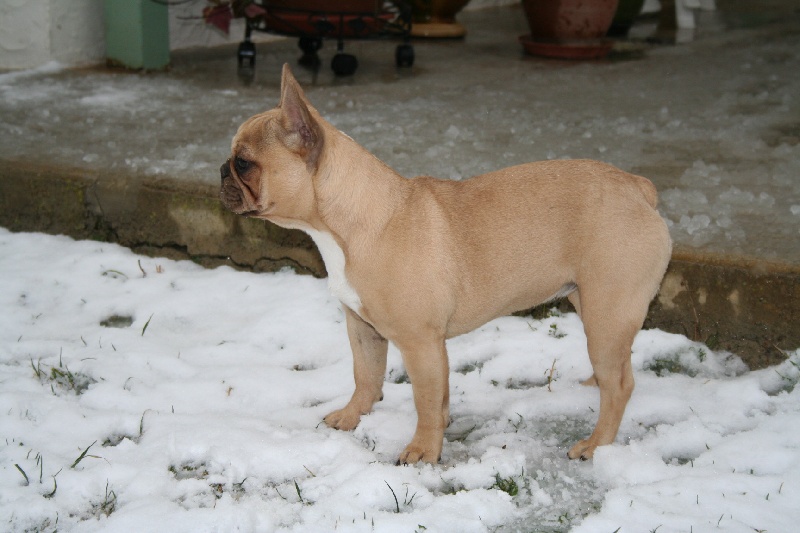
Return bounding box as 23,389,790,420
237,0,415,76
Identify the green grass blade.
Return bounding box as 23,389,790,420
385,481,400,513
14,464,29,485
141,313,154,336
71,440,97,469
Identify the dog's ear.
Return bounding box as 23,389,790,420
279,63,323,168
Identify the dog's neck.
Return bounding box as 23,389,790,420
311,126,409,249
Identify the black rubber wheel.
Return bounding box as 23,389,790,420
395,44,414,68
237,40,256,69
298,37,322,67
331,53,358,76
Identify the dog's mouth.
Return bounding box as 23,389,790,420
220,192,257,216
219,184,263,218
220,159,259,216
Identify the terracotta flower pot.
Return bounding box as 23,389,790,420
519,0,619,59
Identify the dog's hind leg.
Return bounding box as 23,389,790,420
567,289,644,461
324,307,388,431
568,291,599,387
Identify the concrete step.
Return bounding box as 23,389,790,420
3,160,796,369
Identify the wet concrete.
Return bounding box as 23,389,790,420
1,1,799,368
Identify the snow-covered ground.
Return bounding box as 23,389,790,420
1,229,799,532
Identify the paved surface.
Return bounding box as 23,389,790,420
1,0,798,365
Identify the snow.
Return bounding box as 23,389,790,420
1,228,799,532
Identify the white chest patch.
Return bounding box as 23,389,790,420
304,228,363,314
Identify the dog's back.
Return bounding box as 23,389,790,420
392,159,671,337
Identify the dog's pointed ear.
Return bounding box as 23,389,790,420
279,63,323,167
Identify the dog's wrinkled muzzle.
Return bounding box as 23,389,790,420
219,158,247,214
220,159,231,184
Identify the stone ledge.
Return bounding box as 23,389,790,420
2,160,797,368
0,161,325,276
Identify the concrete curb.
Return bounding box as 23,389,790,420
3,161,797,369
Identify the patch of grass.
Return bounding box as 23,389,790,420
49,365,95,395
169,465,250,503
644,357,693,377
31,353,96,395
100,314,133,328
384,481,418,514
207,478,249,502
169,462,209,481
548,324,567,339
493,474,519,497
643,349,702,377
90,481,117,518
504,378,548,390
704,332,720,351
15,442,112,515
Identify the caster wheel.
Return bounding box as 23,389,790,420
298,37,322,68
331,52,358,76
396,44,414,68
237,40,256,69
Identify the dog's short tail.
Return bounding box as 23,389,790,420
634,174,659,209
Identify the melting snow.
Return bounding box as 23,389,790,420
1,229,799,532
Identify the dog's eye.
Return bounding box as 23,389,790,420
234,157,250,175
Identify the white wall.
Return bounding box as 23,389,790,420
0,0,279,70
0,0,517,70
50,0,107,66
0,0,53,69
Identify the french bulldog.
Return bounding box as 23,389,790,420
220,64,672,464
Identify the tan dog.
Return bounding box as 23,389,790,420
220,64,672,464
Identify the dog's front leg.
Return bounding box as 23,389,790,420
324,307,388,431
395,336,450,465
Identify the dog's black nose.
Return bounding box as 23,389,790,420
220,160,231,183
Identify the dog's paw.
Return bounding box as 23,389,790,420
567,439,596,461
396,446,440,466
396,433,443,465
323,406,362,431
